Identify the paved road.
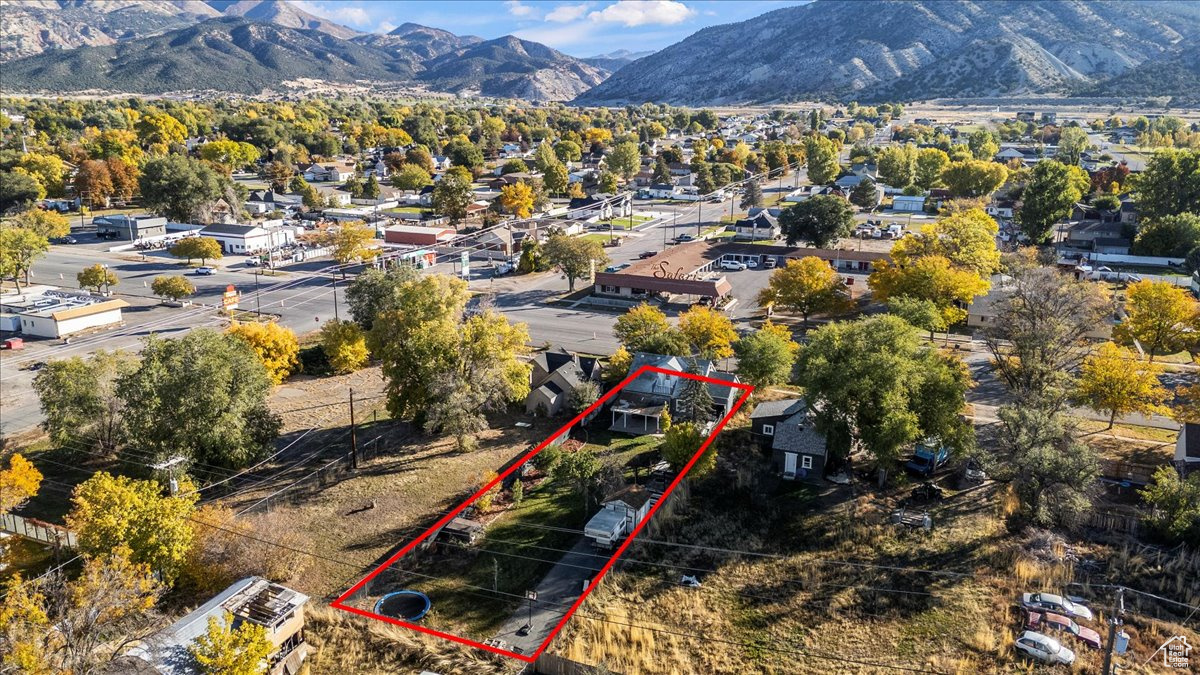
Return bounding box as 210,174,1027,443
0,246,355,437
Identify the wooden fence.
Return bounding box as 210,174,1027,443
1084,509,1141,536
0,513,76,548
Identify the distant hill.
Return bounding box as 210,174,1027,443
582,49,655,73
0,17,608,101
420,36,608,101
576,0,1200,105
1080,45,1200,106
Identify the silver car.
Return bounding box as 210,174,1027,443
1021,592,1094,621
1015,630,1076,666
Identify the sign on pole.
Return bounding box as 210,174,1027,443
221,284,240,312
460,251,470,279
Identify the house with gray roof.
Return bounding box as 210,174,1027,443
526,347,602,416
608,353,741,435
749,398,827,481
732,211,780,241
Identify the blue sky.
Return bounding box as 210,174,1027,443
294,0,807,56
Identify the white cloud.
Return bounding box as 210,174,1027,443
506,0,537,17
588,0,694,26
292,1,371,28
377,21,397,34
546,3,591,23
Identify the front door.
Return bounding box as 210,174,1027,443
783,452,797,477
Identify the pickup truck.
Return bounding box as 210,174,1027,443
905,441,949,476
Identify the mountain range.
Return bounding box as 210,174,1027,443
578,0,1200,105
0,3,607,101
2,0,1200,105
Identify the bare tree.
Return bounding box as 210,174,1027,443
982,261,1112,410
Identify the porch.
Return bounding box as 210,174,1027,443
609,400,666,435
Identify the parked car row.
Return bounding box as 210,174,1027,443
1014,592,1100,666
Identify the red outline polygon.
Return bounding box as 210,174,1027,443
330,365,754,662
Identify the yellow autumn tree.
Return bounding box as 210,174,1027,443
227,321,300,384
869,255,990,327
323,221,378,264
320,319,369,374
500,182,535,218
0,546,161,674
1114,279,1199,361
678,304,739,360
0,454,42,514
757,256,852,329
66,472,197,581
1076,342,1170,428
890,208,1000,279
604,345,633,384
189,613,273,675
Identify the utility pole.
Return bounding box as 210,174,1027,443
349,388,358,470
254,271,261,315
151,456,187,495
1101,586,1125,675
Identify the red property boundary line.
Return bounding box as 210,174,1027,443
330,364,754,663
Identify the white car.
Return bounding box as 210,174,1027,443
1021,592,1094,621
720,260,747,271
194,266,216,276
1015,630,1076,666
744,259,759,268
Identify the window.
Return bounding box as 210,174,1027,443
801,455,813,470
762,424,774,436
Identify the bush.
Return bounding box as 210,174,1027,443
297,344,331,377
533,444,562,473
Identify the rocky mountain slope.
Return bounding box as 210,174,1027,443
212,0,360,39
576,0,1200,105
0,17,410,95
0,0,220,61
420,36,608,100
0,17,608,101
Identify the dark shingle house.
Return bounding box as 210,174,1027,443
525,347,602,416
732,211,780,241
749,398,827,481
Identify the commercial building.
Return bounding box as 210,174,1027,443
94,214,168,240
382,225,456,246
199,223,297,255
593,241,886,303
0,286,128,338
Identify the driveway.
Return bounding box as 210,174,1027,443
491,535,607,656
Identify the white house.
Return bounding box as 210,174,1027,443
301,161,356,183
0,286,128,339
645,183,677,199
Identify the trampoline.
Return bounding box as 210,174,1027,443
374,590,431,621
